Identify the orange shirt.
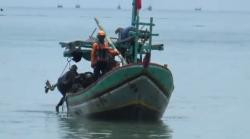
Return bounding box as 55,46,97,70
91,42,118,66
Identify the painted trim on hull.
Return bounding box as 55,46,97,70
84,104,162,120
67,63,171,97
72,100,161,115
68,76,168,116
66,64,173,107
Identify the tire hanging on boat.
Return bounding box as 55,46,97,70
71,49,82,62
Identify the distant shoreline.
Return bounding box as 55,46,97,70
2,6,250,14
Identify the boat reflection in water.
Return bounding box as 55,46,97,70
75,4,80,9
57,116,172,139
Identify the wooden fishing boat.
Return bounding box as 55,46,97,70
117,4,121,10
75,4,80,9
147,5,152,11
54,0,174,120
194,8,202,12
66,63,173,120
57,4,63,8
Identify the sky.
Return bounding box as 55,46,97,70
0,0,249,11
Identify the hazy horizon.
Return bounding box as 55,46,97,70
0,0,250,12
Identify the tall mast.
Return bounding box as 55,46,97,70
131,0,141,62
131,0,141,26
131,0,136,26
130,0,161,63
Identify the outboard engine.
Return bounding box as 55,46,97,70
77,72,95,88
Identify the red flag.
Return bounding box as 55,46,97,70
136,0,142,10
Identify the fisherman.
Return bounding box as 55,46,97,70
91,30,119,79
115,26,135,63
115,26,135,44
45,64,79,113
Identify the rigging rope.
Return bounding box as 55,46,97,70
60,58,72,76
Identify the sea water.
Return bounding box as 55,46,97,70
0,7,250,139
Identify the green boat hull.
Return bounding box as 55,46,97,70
66,63,174,120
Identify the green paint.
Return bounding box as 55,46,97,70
67,64,174,107
60,0,175,120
